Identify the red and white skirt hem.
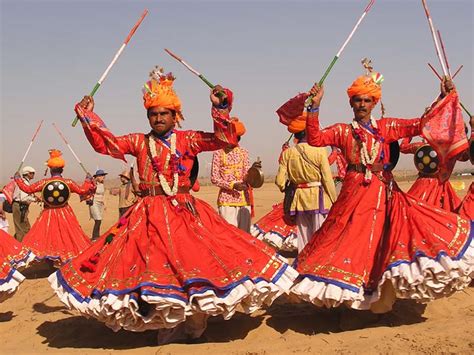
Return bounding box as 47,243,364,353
49,260,298,332
0,269,25,303
251,225,298,252
291,236,474,310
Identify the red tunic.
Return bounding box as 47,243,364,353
15,176,93,264
291,106,473,311
0,229,35,302
49,102,297,333
400,137,464,212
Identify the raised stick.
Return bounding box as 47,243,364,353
17,120,44,172
306,0,376,106
421,0,448,76
427,63,443,81
72,9,149,126
437,30,451,76
164,48,216,89
52,123,89,174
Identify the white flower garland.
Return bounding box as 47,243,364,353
149,133,179,197
351,116,381,183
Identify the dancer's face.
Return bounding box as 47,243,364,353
147,107,176,136
350,95,375,121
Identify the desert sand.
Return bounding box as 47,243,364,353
1,180,473,354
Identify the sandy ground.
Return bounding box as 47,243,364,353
1,180,473,354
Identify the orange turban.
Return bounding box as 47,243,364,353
287,113,306,133
143,71,184,122
347,72,383,104
46,149,65,168
231,117,246,137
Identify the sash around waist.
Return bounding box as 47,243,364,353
296,181,322,189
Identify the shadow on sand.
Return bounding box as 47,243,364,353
37,312,264,349
37,317,157,350
204,312,264,343
33,302,72,315
265,295,428,336
22,261,56,280
0,311,14,322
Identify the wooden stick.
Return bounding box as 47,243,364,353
421,0,448,76
427,63,443,81
437,30,451,76
17,120,44,172
72,9,149,126
52,123,89,174
306,0,376,107
452,65,463,79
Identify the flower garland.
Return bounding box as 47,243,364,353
149,133,179,198
80,216,128,273
351,117,382,185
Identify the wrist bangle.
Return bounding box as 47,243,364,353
216,102,228,110
307,107,319,113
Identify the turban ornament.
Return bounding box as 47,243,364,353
46,149,65,168
143,66,184,124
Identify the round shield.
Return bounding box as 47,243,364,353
42,180,70,207
414,144,439,175
387,141,400,171
189,156,199,188
470,140,473,165
246,166,264,188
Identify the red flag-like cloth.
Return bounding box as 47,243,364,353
422,92,469,182
1,180,16,204
276,93,309,126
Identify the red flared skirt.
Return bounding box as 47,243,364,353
251,202,297,251
0,230,34,302
406,176,461,212
23,204,91,264
49,194,297,332
292,171,473,311
458,182,473,220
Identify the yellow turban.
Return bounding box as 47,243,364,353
347,73,383,104
143,72,184,122
46,149,65,168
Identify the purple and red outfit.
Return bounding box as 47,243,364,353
49,90,297,335
0,229,35,302
291,97,473,311
15,175,93,265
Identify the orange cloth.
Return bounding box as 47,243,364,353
46,149,65,168
288,114,306,133
347,74,382,104
143,74,183,122
231,118,246,137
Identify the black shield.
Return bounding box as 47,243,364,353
42,180,70,207
387,141,400,171
189,157,199,188
470,139,473,165
414,145,439,175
